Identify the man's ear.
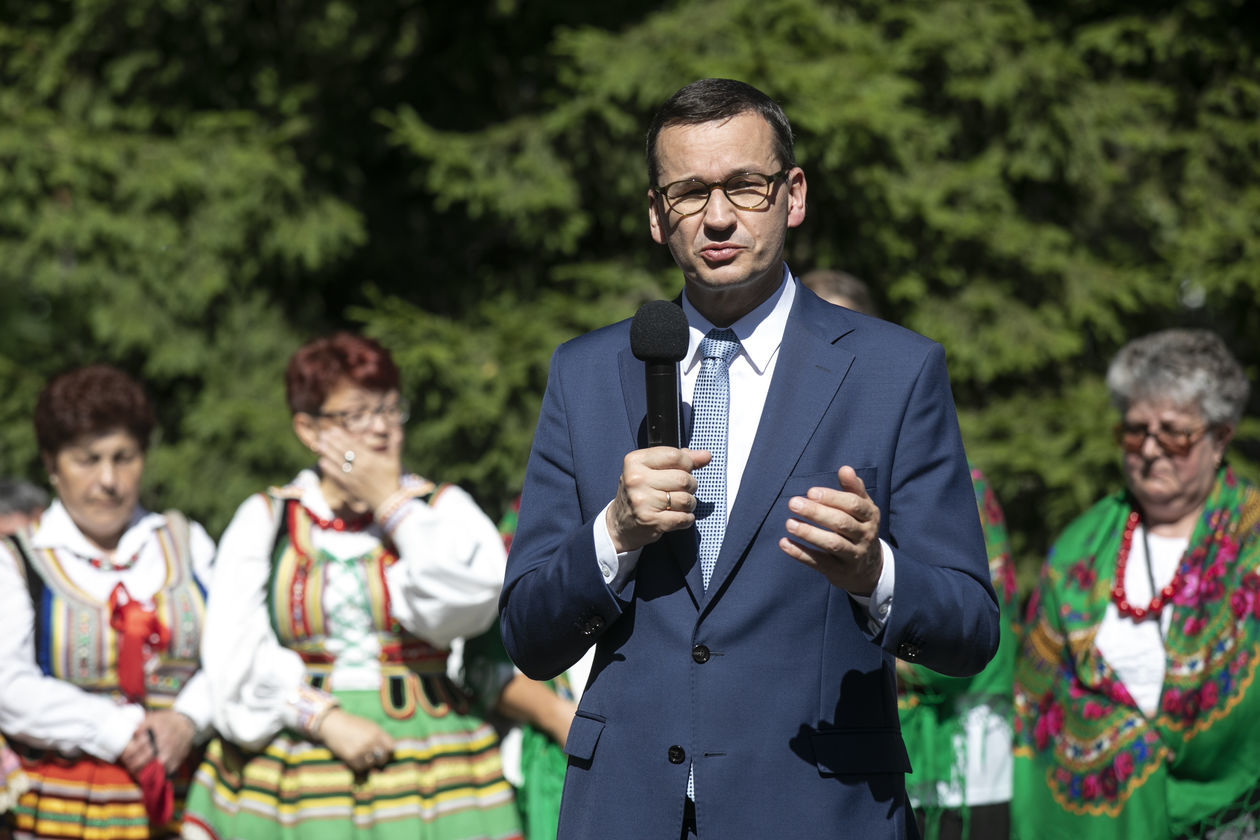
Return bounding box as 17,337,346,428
648,190,669,245
785,167,807,229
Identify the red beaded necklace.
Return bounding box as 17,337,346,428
300,505,374,532
1111,510,1182,621
88,551,141,572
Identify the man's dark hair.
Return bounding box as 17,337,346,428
645,78,796,185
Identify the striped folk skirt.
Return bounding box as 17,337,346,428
182,680,522,840
6,749,189,839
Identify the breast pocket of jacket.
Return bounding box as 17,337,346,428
780,467,878,507
562,711,606,769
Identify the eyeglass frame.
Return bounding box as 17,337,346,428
1113,420,1212,457
652,169,790,217
313,398,411,433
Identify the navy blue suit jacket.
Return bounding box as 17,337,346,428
499,278,1000,839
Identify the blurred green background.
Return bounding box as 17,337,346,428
2,0,1257,603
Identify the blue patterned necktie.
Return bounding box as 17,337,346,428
690,328,741,590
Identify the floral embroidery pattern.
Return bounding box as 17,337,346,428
1015,468,1260,830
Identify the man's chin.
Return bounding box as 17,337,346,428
688,263,764,289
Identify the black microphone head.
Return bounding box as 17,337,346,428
630,300,688,363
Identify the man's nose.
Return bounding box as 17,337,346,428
700,186,738,228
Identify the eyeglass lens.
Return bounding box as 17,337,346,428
326,400,409,431
1114,423,1204,456
662,172,779,215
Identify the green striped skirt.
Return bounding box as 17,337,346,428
182,679,522,840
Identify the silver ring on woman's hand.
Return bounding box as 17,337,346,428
665,491,672,511
342,450,356,473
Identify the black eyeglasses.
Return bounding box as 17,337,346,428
1113,421,1210,457
316,399,410,433
653,170,788,217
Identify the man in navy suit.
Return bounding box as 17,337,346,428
499,78,999,839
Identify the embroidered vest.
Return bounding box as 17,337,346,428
263,485,467,717
7,513,206,709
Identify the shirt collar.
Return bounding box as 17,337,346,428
281,468,336,519
680,264,795,375
30,499,157,561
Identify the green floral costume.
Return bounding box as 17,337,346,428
898,466,1018,835
1013,467,1260,839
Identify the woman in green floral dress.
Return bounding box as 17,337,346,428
1013,329,1260,839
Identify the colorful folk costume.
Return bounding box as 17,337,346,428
182,470,521,840
898,467,1017,839
1014,467,1260,839
0,502,216,839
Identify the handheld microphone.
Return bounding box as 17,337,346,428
630,300,689,447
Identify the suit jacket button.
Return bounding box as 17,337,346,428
897,643,920,661
691,644,710,664
668,745,686,764
581,615,605,637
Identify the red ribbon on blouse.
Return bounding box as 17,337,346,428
107,582,170,703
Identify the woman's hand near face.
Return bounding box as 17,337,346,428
315,426,402,511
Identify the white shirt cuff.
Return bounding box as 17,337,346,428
594,502,643,593
847,539,895,633
172,674,216,744
90,703,146,762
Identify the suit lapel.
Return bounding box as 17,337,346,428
701,295,856,604
618,345,648,447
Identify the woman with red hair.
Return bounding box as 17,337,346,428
0,364,217,839
183,333,521,840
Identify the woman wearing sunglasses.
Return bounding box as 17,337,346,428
1013,328,1260,839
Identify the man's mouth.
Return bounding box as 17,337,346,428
700,244,741,263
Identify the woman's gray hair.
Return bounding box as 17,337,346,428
1106,328,1250,427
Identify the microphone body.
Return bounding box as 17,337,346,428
642,361,681,447
630,300,689,448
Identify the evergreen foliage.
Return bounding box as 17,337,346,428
1,0,1255,597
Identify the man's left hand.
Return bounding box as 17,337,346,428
780,466,882,595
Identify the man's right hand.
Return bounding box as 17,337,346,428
606,447,710,553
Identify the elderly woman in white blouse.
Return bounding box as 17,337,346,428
181,332,522,840
0,364,216,840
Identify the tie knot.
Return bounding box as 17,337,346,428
700,328,740,365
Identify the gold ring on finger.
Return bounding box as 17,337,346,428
665,491,672,511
